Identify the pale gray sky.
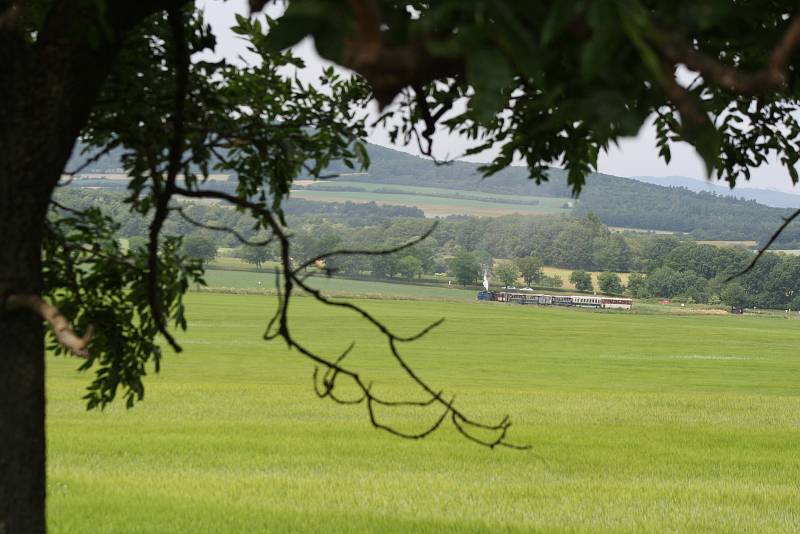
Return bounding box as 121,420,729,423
201,0,799,193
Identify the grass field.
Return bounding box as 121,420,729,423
202,269,479,300
289,189,571,217
204,260,631,296
48,293,800,532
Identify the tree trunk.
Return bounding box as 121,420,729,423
0,291,46,534
0,23,110,531
0,3,188,530
0,29,50,533
0,137,50,533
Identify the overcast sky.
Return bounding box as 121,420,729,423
202,0,798,193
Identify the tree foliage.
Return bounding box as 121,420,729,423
597,272,624,296
181,234,217,263
238,244,273,270
626,272,649,298
397,254,423,280
570,270,594,293
268,0,800,197
449,250,481,286
515,256,544,287
494,262,519,287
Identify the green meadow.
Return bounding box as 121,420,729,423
202,268,479,300
48,293,800,532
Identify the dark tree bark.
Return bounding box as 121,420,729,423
0,2,187,530
0,28,51,534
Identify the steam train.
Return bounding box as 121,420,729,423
477,290,633,309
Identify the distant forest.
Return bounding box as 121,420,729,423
337,145,800,247
55,189,800,310
68,141,800,247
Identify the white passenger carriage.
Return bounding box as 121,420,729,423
600,297,633,309
572,295,603,308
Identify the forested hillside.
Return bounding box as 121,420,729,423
68,142,800,247
573,175,800,245
632,175,800,209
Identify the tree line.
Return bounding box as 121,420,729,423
56,189,800,309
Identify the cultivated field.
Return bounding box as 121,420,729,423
299,180,571,206
696,240,758,248
48,293,800,532
492,259,632,290
289,188,571,217
541,266,631,290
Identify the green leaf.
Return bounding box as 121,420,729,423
354,142,370,170
541,1,581,45
263,2,327,51
682,120,722,177
466,48,513,122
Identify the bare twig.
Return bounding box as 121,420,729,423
659,61,708,126
146,7,189,353
49,198,85,217
176,208,275,247
726,207,800,281
5,295,92,357
62,144,116,177
293,222,437,272
173,185,529,450
410,84,455,159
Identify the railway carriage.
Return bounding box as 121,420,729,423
478,291,632,310
551,295,574,306
600,297,633,309
572,295,603,308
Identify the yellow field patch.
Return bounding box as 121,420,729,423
696,240,757,247
493,259,630,291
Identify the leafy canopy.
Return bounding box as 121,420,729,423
265,0,800,193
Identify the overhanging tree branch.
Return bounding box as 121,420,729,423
146,6,190,353
176,207,275,247
660,13,800,94
726,207,800,281
4,294,92,357
293,222,437,272
174,186,528,449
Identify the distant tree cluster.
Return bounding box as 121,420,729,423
624,241,800,308
56,189,800,308
570,270,593,292
575,180,800,248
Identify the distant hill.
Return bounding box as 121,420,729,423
324,143,575,197
631,175,800,209
67,141,800,248
328,145,800,247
